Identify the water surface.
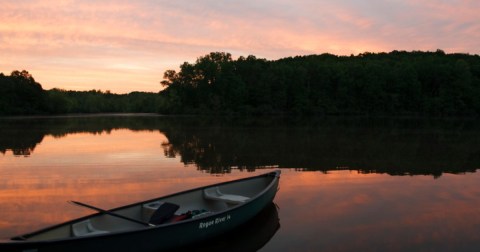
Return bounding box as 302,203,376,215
1,115,479,251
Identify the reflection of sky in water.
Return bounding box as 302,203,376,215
6,130,174,167
267,170,480,251
0,129,263,238
1,129,480,251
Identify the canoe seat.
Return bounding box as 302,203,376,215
203,187,249,204
71,220,108,237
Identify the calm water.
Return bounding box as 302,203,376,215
1,115,480,251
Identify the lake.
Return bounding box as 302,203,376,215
1,114,480,251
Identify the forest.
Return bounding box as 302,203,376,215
0,70,165,115
1,50,480,116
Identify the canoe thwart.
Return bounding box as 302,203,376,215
71,220,109,237
203,187,250,204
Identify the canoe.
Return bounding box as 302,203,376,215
0,170,281,252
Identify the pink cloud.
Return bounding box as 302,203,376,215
1,0,479,93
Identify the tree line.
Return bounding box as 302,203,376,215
160,50,480,116
2,50,480,116
0,70,165,115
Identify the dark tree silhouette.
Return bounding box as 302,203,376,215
2,50,480,116
159,50,480,116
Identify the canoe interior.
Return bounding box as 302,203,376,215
18,171,278,242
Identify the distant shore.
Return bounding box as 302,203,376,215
2,50,480,116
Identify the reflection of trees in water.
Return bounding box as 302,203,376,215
1,115,479,177
160,117,480,177
0,131,43,156
0,118,45,156
0,115,164,156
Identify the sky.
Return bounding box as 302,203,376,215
1,0,479,94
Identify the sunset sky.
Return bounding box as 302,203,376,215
1,0,479,93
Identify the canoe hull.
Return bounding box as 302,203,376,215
1,171,280,252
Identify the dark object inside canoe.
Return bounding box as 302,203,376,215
149,202,180,225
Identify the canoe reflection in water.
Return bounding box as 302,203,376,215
171,202,280,252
